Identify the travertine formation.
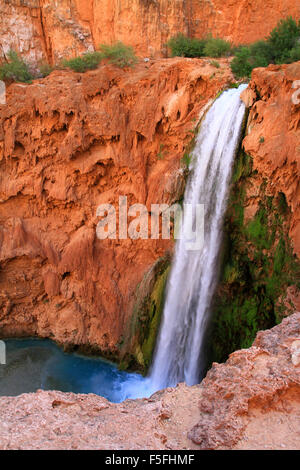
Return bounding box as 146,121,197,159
189,312,300,450
0,58,233,357
242,61,300,257
1,0,300,65
0,312,299,450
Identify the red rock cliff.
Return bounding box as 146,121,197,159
242,61,300,257
1,0,300,64
0,58,233,357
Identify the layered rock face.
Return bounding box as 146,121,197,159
0,312,299,450
0,58,233,359
242,61,300,257
1,0,300,65
190,312,300,450
209,62,300,365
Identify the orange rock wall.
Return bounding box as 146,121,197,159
1,0,300,65
0,58,233,354
242,62,300,257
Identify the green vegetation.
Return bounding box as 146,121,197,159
210,151,300,364
119,256,171,373
140,264,170,369
167,34,231,58
157,143,167,160
203,37,231,58
269,16,300,63
38,62,54,78
167,17,300,79
99,42,138,68
231,17,300,78
167,34,206,58
210,60,221,68
289,45,300,62
62,51,102,72
62,42,138,72
0,50,33,83
0,42,138,84
181,152,192,168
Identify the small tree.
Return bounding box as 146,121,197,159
167,34,206,57
203,38,231,58
62,51,102,73
268,16,300,63
231,17,300,78
0,50,33,83
230,47,252,78
38,62,54,78
289,45,300,62
100,42,138,68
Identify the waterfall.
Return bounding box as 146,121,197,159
149,84,247,390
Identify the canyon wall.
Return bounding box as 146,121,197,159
0,58,233,363
1,0,300,65
242,62,300,257
210,61,300,364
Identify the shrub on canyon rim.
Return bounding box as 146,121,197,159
62,51,102,73
268,16,300,63
38,62,54,78
289,45,300,62
0,50,33,83
99,42,138,68
167,34,206,57
167,34,231,58
231,16,300,78
203,37,232,58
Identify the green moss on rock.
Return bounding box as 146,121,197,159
210,150,300,365
140,265,170,368
119,255,171,373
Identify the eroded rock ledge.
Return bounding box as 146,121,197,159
0,313,299,450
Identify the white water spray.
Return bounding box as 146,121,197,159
149,85,247,390
121,85,247,400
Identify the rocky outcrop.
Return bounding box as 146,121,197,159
210,62,300,366
0,312,299,450
242,61,300,257
1,0,300,65
190,312,300,450
0,58,233,360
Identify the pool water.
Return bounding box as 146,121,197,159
0,339,153,402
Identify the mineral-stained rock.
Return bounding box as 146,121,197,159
0,313,299,450
189,312,300,450
0,58,233,358
1,1,300,65
242,61,300,257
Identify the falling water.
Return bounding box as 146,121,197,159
2,86,246,403
149,84,247,391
